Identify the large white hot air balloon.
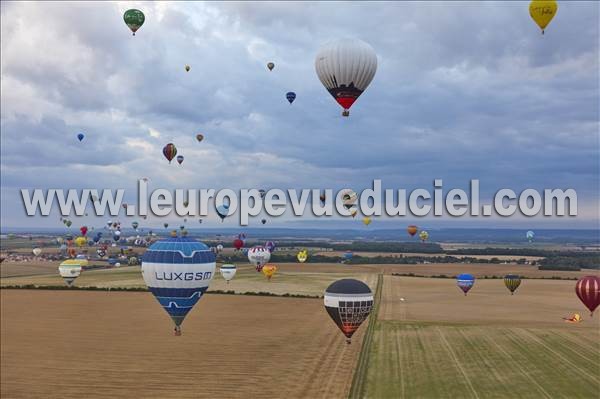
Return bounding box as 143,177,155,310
315,38,377,117
247,245,271,272
220,264,237,283
58,260,84,286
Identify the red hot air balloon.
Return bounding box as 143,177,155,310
575,276,600,316
80,226,88,236
163,143,177,163
233,238,244,250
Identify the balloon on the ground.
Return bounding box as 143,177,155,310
504,274,522,295
124,9,145,36
75,236,87,247
286,92,296,104
407,225,418,237
563,313,582,323
32,248,42,256
315,38,377,116
248,245,271,272
163,143,177,163
141,236,216,335
324,279,373,344
457,274,475,296
58,259,85,286
262,264,277,281
220,264,237,283
343,251,353,261
575,276,600,316
529,0,558,34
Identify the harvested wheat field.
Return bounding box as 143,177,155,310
360,276,600,398
1,290,364,399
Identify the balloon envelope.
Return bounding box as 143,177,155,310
286,92,296,104
59,260,83,286
529,0,558,33
575,276,600,316
267,62,275,71
163,143,177,163
248,246,271,272
457,274,475,295
315,38,377,116
123,9,145,35
324,279,373,344
262,264,277,280
407,225,418,237
220,264,237,282
141,237,216,334
77,133,84,141
504,274,522,295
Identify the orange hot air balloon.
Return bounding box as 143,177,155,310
262,264,277,281
407,225,418,237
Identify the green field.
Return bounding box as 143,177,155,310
363,322,599,398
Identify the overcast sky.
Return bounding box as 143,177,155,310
1,1,598,229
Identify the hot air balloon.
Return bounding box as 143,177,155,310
196,134,204,142
286,92,296,104
265,241,275,253
324,279,373,344
113,231,121,242
319,193,326,204
163,143,177,164
141,235,216,335
362,217,371,226
343,251,353,261
248,245,271,272
65,220,72,227
132,221,139,230
262,264,277,281
216,204,230,222
419,230,429,243
504,274,522,295
77,133,84,142
75,236,87,247
297,250,308,263
526,230,535,243
123,9,145,36
80,226,88,236
407,225,418,237
261,219,267,225
233,238,244,250
340,189,357,210
185,65,191,72
457,274,475,296
58,260,83,286
267,62,275,71
220,264,237,283
96,249,106,258
32,248,42,256
176,155,184,165
56,237,64,245
216,244,224,253
315,38,377,116
164,223,169,229
575,276,600,316
529,0,558,34
259,189,266,199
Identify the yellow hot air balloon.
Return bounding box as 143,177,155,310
262,264,277,281
419,230,429,243
350,209,358,218
529,0,558,34
297,250,308,263
74,236,87,247
362,217,371,226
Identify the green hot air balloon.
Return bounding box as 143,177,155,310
124,9,145,36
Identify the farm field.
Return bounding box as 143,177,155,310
361,276,600,398
0,290,364,399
